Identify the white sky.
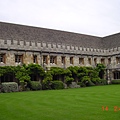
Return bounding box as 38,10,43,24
0,0,120,37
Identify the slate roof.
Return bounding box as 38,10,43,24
0,22,102,48
0,22,120,49
102,33,120,49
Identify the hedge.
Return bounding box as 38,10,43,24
51,81,64,90
86,81,95,87
100,79,108,85
111,80,120,84
1,82,18,93
78,82,86,87
29,81,42,91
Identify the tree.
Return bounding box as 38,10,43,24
0,66,6,77
15,66,30,83
81,76,90,83
26,63,45,81
77,67,88,82
96,64,106,79
0,66,16,82
67,66,79,82
64,68,74,85
50,67,65,81
15,66,30,91
42,71,53,90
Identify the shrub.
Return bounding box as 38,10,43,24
1,82,18,93
78,82,86,87
81,76,90,83
51,81,64,90
42,71,53,90
91,77,100,84
64,76,74,85
42,82,50,90
19,82,25,91
42,80,52,90
0,84,1,93
111,80,120,84
29,81,42,91
86,81,95,87
100,79,108,85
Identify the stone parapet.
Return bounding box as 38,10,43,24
1,39,120,57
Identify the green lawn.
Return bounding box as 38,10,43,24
0,85,120,120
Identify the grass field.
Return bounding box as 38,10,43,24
0,85,120,120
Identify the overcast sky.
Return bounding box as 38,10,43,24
0,0,120,37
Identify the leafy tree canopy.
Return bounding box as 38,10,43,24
50,67,65,75
96,64,106,72
26,63,45,76
67,66,79,75
15,66,30,82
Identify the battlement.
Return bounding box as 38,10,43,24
1,39,119,56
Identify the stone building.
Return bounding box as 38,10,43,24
0,21,120,82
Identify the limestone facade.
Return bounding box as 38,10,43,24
0,39,120,69
0,22,120,81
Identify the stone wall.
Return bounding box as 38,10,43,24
0,39,120,69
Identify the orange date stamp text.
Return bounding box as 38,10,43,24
102,106,120,112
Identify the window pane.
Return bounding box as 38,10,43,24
70,57,73,64
33,55,37,63
79,58,84,64
43,55,48,64
15,55,23,63
0,54,4,62
61,56,65,64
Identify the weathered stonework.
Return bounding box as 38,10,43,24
0,22,120,81
23,52,33,65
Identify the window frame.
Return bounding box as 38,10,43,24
33,55,38,64
0,54,5,63
43,55,48,64
61,56,65,64
88,58,91,65
70,57,73,64
50,56,57,64
79,58,84,65
15,55,23,63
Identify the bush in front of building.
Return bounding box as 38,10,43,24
100,79,108,85
28,81,42,91
0,64,107,92
1,82,18,93
51,80,64,90
64,76,74,86
77,82,86,87
42,81,52,90
42,80,64,90
42,71,53,90
86,80,95,87
111,80,120,84
0,84,1,93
